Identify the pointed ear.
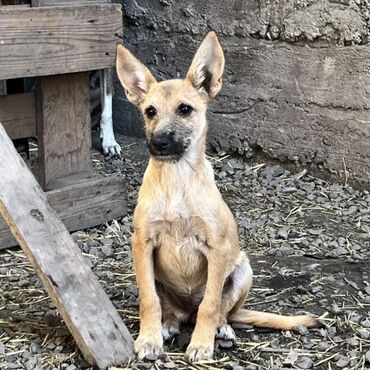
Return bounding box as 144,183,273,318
116,44,157,106
186,32,225,99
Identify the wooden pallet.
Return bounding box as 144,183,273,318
0,1,126,250
0,2,134,367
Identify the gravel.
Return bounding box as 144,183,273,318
0,135,369,369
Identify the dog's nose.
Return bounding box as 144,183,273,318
151,133,170,151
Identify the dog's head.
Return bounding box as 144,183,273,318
116,32,225,162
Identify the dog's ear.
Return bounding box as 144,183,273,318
116,44,157,106
186,32,225,99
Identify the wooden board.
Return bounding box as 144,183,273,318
0,173,127,249
0,4,123,79
36,73,91,189
0,122,133,368
0,92,36,139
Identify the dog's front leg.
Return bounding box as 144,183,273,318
186,249,228,362
132,233,163,359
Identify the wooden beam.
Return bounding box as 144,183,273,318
36,73,91,189
0,92,36,139
0,173,128,249
0,122,133,368
0,4,123,79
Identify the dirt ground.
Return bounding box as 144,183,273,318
0,135,369,370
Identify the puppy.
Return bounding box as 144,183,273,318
116,32,317,362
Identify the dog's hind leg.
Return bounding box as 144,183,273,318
225,253,319,330
217,252,253,341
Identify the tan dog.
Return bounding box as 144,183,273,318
116,32,317,362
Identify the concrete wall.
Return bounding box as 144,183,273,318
113,0,370,187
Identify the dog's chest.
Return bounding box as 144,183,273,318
149,192,210,291
148,186,210,246
152,190,193,222
153,215,208,293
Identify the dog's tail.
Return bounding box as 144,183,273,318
228,309,319,331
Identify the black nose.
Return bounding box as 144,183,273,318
151,133,170,151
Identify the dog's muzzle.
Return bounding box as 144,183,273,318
148,132,186,160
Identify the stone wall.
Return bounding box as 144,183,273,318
113,0,370,187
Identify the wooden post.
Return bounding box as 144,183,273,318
0,122,133,368
35,73,92,189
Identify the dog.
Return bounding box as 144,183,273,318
90,68,122,157
116,32,318,362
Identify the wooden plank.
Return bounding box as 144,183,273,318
36,73,91,189
0,4,123,79
0,122,133,368
0,173,127,249
0,92,36,139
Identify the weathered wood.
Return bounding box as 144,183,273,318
0,4,123,79
36,73,91,189
0,122,133,368
0,173,127,249
0,92,36,139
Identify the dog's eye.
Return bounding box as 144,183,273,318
145,106,157,118
178,104,193,117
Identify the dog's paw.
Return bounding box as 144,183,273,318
101,138,122,158
134,334,163,361
100,120,121,157
216,324,235,341
162,322,180,341
185,342,214,362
